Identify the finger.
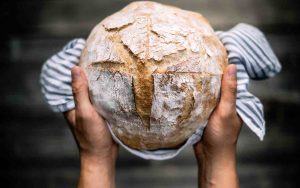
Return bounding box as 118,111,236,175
218,64,237,115
71,66,93,113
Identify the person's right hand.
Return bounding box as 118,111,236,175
194,64,242,188
194,64,242,156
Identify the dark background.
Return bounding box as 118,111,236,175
1,0,300,187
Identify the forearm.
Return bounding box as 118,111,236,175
78,154,116,188
197,146,239,188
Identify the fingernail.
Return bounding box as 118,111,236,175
227,65,237,80
72,66,81,80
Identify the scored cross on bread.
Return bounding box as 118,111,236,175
80,1,227,150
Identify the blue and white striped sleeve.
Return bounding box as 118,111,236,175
216,23,281,140
40,38,86,112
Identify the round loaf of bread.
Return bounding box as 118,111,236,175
79,1,228,150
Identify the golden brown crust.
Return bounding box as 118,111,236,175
80,1,228,150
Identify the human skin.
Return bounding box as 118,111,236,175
194,64,242,188
64,66,118,188
64,64,242,188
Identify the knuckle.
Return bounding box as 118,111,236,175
72,82,83,95
218,110,230,120
76,113,85,121
76,112,90,122
228,83,237,94
76,108,95,121
217,108,235,120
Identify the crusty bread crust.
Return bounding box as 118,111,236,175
80,1,228,150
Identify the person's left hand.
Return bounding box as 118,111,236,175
63,66,118,161
63,66,118,187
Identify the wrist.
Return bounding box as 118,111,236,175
195,142,237,163
199,156,238,188
200,146,237,171
78,150,117,188
80,151,116,167
79,145,118,162
195,143,239,188
79,147,118,175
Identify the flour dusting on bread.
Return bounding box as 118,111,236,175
80,1,228,150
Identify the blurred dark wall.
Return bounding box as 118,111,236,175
0,0,299,187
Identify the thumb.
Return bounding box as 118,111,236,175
218,64,237,115
71,66,93,113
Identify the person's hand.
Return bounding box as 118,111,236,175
194,64,242,156
64,66,118,188
194,64,243,188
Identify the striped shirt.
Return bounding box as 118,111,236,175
40,23,281,160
